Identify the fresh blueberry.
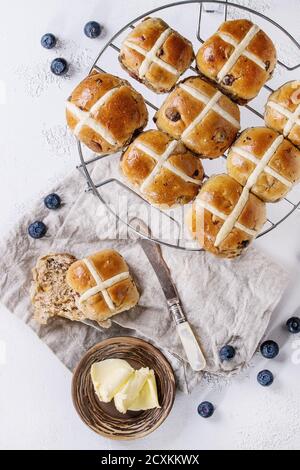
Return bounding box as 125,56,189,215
50,58,68,76
44,193,61,210
198,401,214,418
28,221,47,239
286,317,300,334
260,340,279,359
84,21,102,38
41,33,57,49
257,370,274,387
219,345,236,361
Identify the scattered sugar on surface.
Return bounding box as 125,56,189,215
15,40,93,98
42,125,76,159
232,387,300,450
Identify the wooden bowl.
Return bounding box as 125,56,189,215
72,336,176,440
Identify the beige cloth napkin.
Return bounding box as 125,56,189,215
0,167,289,393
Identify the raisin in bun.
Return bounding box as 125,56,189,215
66,72,148,154
196,19,276,104
265,81,300,148
66,250,139,323
119,17,194,93
154,76,240,158
121,130,204,208
227,127,300,203
187,174,266,258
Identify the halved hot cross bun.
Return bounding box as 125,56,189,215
31,253,84,325
154,76,240,158
196,19,277,104
187,174,266,258
119,17,194,93
66,72,148,154
227,127,300,202
66,250,140,323
120,130,204,208
265,81,300,148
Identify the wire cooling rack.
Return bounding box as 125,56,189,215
77,0,300,251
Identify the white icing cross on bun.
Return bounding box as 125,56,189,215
230,145,293,188
123,28,179,78
217,24,263,82
179,83,240,143
136,140,202,194
267,101,300,137
79,258,130,311
66,87,122,147
214,135,283,247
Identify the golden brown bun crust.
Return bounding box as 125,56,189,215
227,127,300,202
119,17,194,93
120,130,204,208
66,73,148,154
154,76,240,158
66,249,139,322
265,81,300,148
187,174,266,258
196,19,277,104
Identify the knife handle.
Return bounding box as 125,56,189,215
168,299,187,325
168,300,207,372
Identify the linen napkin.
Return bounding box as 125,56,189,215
0,167,289,393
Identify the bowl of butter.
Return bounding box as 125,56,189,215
72,336,176,440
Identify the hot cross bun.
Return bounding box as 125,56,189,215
66,250,140,322
187,174,266,258
66,72,148,154
119,17,194,93
196,19,277,104
227,127,300,203
265,81,300,148
121,130,204,208
154,76,240,158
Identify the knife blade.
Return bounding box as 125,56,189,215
139,238,178,302
135,232,207,372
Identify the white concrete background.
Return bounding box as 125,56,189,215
0,0,300,450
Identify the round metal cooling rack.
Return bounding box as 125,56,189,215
77,0,300,251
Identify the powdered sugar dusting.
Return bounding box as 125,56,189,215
201,371,234,392
233,388,300,449
42,124,77,158
198,359,254,393
15,40,93,98
15,59,64,98
63,41,94,75
227,0,271,20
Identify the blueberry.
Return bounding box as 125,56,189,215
41,33,57,49
198,401,214,418
84,21,102,38
286,317,300,334
28,221,47,239
219,345,236,361
257,370,274,387
50,58,68,76
260,340,279,359
44,193,61,210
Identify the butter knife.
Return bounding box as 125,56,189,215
131,219,206,371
